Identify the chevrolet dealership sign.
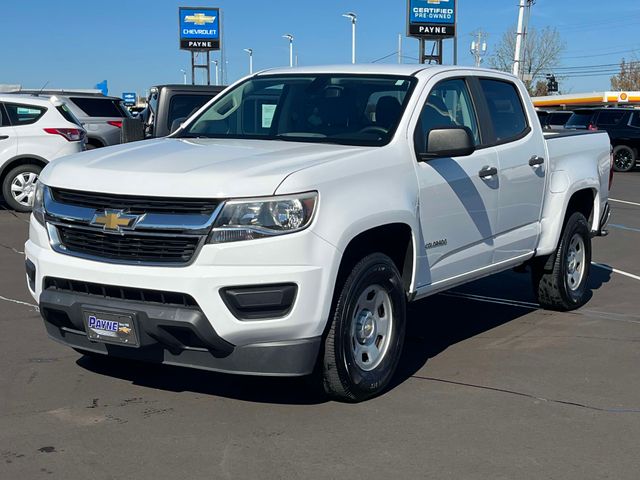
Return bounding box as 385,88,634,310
179,7,221,50
407,0,456,38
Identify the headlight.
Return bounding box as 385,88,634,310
208,192,318,244
32,182,46,226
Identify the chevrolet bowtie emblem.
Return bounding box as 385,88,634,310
91,210,141,232
184,13,216,25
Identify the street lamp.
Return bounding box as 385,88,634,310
210,60,219,85
342,12,357,64
243,48,254,74
180,69,187,85
282,34,294,67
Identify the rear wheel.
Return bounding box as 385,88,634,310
532,212,591,311
2,164,42,212
612,145,636,172
321,253,406,402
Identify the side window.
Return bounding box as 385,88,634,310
415,78,479,153
0,104,7,127
630,112,640,129
4,103,47,126
479,79,529,142
597,110,626,126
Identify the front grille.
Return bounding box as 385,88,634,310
57,226,201,264
51,187,219,215
44,277,199,308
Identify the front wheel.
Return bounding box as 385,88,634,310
1,164,42,212
532,212,592,311
612,145,636,172
321,253,406,402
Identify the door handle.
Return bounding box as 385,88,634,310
0,135,9,140
479,166,498,178
529,155,545,166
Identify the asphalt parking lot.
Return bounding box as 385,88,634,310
1,173,639,479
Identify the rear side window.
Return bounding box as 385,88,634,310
548,112,571,126
167,94,214,129
566,111,594,128
630,112,640,128
4,103,47,126
70,97,127,117
0,105,8,127
56,104,82,127
597,110,626,126
479,79,529,142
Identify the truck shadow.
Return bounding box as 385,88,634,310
77,268,611,404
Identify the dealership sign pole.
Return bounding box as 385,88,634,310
179,7,221,85
407,0,457,65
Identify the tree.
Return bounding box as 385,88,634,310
610,58,640,90
490,26,565,95
532,80,548,97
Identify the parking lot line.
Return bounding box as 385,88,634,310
592,262,640,282
610,198,640,207
609,224,640,234
0,295,38,311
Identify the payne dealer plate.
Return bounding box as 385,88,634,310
83,310,139,347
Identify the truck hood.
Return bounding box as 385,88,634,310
40,137,361,197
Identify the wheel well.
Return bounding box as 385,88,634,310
337,223,414,293
565,188,595,225
0,157,47,189
87,137,104,148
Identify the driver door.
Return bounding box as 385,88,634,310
413,78,500,288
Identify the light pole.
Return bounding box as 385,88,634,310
180,69,187,85
282,34,294,67
243,48,254,74
342,12,357,64
211,60,219,85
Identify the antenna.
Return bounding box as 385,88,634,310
37,81,50,96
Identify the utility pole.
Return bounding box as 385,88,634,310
180,69,187,85
470,31,487,67
283,34,294,67
243,48,253,74
342,12,357,64
211,60,219,85
513,0,535,79
398,34,402,64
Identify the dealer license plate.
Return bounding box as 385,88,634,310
83,310,139,347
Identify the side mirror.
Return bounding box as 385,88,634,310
169,117,186,134
421,127,475,160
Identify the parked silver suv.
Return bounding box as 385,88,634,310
9,90,130,149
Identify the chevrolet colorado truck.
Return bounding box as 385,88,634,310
25,65,612,402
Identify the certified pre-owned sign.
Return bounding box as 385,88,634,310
407,0,456,38
179,7,221,51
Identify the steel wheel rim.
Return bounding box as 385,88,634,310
566,233,586,292
615,148,633,170
10,172,38,207
350,284,393,371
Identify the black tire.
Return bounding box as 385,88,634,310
1,164,42,212
612,145,636,172
321,253,406,402
532,212,591,311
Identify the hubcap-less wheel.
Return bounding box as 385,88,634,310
566,233,586,291
351,285,393,371
10,172,38,207
614,148,634,171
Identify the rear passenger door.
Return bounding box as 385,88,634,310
0,104,18,165
474,78,547,263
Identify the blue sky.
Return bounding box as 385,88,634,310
1,0,639,97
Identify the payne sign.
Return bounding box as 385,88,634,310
179,7,221,50
407,0,456,38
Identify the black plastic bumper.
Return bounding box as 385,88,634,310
39,289,321,377
595,201,611,237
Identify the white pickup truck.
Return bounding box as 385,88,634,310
25,66,612,402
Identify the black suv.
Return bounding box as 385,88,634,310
536,110,573,130
565,108,640,172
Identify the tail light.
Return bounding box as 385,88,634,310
609,149,614,190
43,128,85,142
588,123,598,131
107,120,123,128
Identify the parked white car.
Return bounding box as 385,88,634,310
0,94,85,211
26,66,611,401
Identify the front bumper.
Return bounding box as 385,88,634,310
26,216,340,375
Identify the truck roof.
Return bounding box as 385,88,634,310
256,64,509,77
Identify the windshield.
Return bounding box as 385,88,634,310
179,74,416,146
